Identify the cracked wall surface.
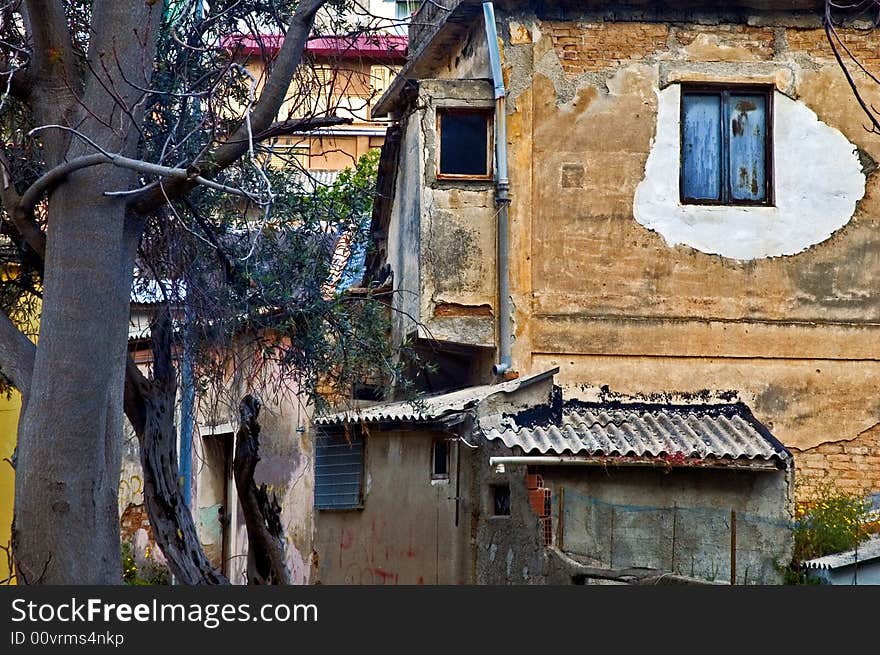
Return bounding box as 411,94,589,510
634,85,865,259
386,7,880,502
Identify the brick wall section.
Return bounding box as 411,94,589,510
548,22,669,74
120,503,153,544
786,28,880,70
673,24,775,58
545,23,880,75
791,423,880,501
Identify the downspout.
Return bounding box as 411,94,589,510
483,2,512,376
179,298,195,510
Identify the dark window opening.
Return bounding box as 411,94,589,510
438,110,491,178
314,432,364,510
492,484,511,516
432,438,449,479
680,84,772,205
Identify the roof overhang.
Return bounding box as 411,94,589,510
316,367,559,429
373,1,486,118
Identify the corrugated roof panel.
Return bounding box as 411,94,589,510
481,402,789,465
803,535,880,570
316,368,559,426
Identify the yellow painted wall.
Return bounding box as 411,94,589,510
0,271,39,584
0,391,19,583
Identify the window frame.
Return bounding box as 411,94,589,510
491,484,511,517
431,437,450,481
679,83,774,207
435,107,494,182
314,430,366,511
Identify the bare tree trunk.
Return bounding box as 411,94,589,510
125,309,229,585
12,0,164,584
5,0,326,584
233,395,291,585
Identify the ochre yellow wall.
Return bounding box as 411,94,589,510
0,391,19,583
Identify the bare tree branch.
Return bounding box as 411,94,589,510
130,0,329,215
233,395,291,585
124,307,229,585
0,307,35,399
252,115,353,141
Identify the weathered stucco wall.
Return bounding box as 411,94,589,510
544,465,793,584
487,10,880,500
314,429,470,584
388,113,423,347
416,79,498,347
634,85,865,259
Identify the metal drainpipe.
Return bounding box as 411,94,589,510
483,2,512,376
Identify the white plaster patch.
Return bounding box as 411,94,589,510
633,85,866,260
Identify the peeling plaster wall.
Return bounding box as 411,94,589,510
386,7,880,505
313,429,471,584
494,10,880,500
247,403,314,585
387,113,423,347
416,78,498,347
634,85,866,259
544,465,793,585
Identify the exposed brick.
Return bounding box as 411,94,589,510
786,27,880,69
792,425,880,503
673,24,775,59
547,21,669,74
120,503,157,547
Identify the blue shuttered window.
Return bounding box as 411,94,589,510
681,86,772,205
315,432,364,510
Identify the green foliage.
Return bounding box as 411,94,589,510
121,541,169,586
794,483,871,561
151,148,398,415
782,482,871,584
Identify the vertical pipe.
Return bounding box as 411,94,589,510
671,502,677,573
179,298,195,509
556,486,565,549
730,509,737,585
483,2,512,376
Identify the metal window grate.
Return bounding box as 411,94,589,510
315,432,364,509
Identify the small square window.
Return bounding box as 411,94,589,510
492,484,510,516
437,109,492,180
680,84,772,205
431,437,449,480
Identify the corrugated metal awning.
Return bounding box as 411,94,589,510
316,368,558,426
480,401,791,467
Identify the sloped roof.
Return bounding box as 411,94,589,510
480,401,791,466
803,535,880,570
315,368,558,426
223,34,408,61
291,169,340,191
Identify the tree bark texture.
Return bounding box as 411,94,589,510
125,309,229,585
13,0,164,584
5,0,327,584
233,395,291,585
